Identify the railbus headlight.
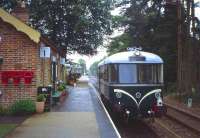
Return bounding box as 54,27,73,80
155,92,161,99
116,92,122,98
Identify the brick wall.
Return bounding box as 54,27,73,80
0,19,66,107
0,19,39,107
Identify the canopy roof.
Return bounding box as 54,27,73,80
0,8,41,43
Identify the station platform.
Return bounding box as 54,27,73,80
5,76,119,138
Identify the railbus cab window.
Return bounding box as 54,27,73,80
138,64,156,84
119,64,137,83
117,64,163,84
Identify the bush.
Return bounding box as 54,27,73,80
57,84,66,91
10,100,35,115
36,94,45,102
165,82,177,96
0,105,9,116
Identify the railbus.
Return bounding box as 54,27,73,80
97,49,166,120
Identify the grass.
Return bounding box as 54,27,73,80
0,124,17,138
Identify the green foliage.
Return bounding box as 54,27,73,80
28,0,113,55
107,33,132,55
78,59,86,75
164,82,177,96
0,105,9,116
0,0,17,10
89,61,100,76
57,84,66,92
0,124,17,138
36,94,45,102
0,0,114,55
10,100,35,115
111,15,127,28
108,1,178,84
89,57,106,76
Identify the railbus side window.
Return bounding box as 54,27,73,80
109,64,118,83
103,65,108,82
157,64,163,83
99,66,103,80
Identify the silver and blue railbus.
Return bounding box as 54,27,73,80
97,50,166,119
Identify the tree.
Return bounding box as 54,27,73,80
108,0,178,85
107,33,132,55
0,0,17,10
89,61,99,76
78,59,86,75
0,0,113,55
116,0,200,96
176,0,200,96
89,57,105,76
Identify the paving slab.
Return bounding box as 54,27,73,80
5,76,118,138
6,112,100,138
52,87,94,112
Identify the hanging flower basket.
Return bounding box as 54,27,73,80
24,72,33,84
24,76,32,84
13,72,21,86
1,73,9,85
13,77,21,86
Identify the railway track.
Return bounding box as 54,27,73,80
114,119,159,138
151,104,200,138
103,98,200,138
102,98,159,138
89,78,200,137
89,79,159,138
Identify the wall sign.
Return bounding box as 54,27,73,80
40,47,51,58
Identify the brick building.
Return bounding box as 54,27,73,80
0,6,66,107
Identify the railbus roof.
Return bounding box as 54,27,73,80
98,51,163,66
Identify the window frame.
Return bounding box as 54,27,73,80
107,63,163,84
108,64,119,83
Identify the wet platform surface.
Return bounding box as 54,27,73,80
6,76,118,138
52,85,94,112
6,112,100,138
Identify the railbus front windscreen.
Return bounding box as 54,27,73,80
116,64,163,84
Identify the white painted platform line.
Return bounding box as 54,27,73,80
89,83,121,138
